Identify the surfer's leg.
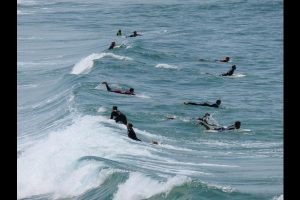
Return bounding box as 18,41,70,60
102,82,112,91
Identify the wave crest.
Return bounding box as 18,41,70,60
71,53,133,75
113,172,191,200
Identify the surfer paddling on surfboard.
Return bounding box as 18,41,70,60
127,123,159,144
199,119,241,132
102,82,135,95
184,100,221,108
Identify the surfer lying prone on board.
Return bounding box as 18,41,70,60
217,56,230,63
199,119,241,132
102,82,135,95
184,100,221,108
127,31,142,37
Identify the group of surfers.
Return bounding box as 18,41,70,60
102,30,241,143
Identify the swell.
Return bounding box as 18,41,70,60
18,69,82,140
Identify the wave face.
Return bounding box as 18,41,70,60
18,0,283,199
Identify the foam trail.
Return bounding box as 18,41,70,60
113,172,191,200
71,53,133,75
155,63,178,69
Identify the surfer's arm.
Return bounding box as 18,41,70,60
199,121,211,130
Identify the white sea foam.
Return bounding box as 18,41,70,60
159,143,194,152
207,183,235,193
71,53,133,75
113,172,191,200
273,194,283,200
97,106,107,113
17,115,157,199
155,63,178,69
205,130,219,133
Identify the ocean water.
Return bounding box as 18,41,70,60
17,0,283,199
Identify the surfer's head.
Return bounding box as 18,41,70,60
232,65,236,70
216,100,221,105
235,121,241,129
112,106,118,111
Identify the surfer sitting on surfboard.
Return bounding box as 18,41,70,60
221,65,236,76
102,82,135,95
116,29,122,36
184,100,221,108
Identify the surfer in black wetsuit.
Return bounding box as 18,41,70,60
199,120,241,132
196,113,212,124
196,113,220,128
221,65,236,76
102,82,135,95
127,123,141,141
128,31,142,37
108,41,116,50
184,100,221,108
110,106,128,125
219,56,230,63
116,29,122,36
